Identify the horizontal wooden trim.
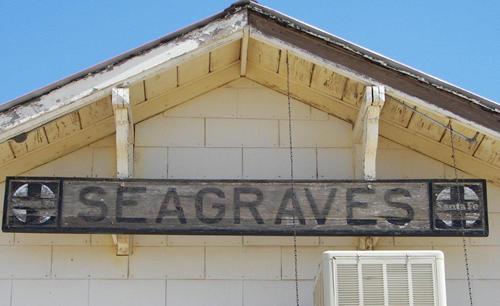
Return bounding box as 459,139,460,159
248,11,500,136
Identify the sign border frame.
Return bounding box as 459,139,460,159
2,176,489,237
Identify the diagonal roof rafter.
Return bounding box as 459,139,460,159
0,0,499,184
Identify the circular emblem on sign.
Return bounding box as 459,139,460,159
11,183,57,225
434,185,481,229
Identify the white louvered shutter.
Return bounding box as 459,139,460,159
411,263,436,306
387,264,410,305
361,264,385,306
325,252,444,306
336,264,359,306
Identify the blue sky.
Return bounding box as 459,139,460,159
1,0,499,104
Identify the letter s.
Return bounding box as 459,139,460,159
384,188,414,226
78,186,108,222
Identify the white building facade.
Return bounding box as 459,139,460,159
0,2,499,305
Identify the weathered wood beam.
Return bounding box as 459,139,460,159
248,28,500,141
353,86,385,250
112,88,134,178
380,121,500,184
245,63,500,184
133,62,240,123
0,63,240,183
111,87,133,256
112,234,131,256
240,28,249,76
358,237,379,250
245,63,358,123
0,12,246,144
354,86,385,180
0,118,115,181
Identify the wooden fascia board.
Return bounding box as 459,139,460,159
0,11,247,144
246,63,500,184
240,27,250,76
247,16,500,141
0,63,241,182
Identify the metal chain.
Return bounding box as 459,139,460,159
286,51,300,306
449,122,474,306
392,98,476,143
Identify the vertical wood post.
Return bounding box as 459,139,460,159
240,27,249,76
353,85,385,180
353,85,385,249
112,87,134,256
112,87,134,178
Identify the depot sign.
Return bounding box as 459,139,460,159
2,177,488,236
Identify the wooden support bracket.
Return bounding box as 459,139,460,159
112,234,131,256
112,87,134,179
111,87,134,256
353,85,385,181
358,236,380,250
240,27,249,76
354,86,385,250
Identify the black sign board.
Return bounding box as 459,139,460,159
2,177,488,236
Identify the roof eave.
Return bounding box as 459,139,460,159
0,0,498,137
0,1,249,112
245,1,500,114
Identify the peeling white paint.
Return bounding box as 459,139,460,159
0,2,498,146
0,11,247,143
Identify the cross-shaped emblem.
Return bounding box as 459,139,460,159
10,182,58,225
433,184,481,230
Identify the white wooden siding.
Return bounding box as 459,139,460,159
0,78,498,306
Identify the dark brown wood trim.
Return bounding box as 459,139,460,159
248,11,500,133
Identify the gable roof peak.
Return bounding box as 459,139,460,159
1,0,499,139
